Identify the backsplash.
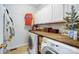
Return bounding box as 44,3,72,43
38,23,66,34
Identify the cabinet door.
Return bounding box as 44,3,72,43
52,4,64,22
34,4,64,24
73,4,79,16
63,4,79,17
34,5,53,24
63,4,72,18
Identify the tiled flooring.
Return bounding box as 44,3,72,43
7,45,29,54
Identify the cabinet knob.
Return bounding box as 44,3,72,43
56,45,59,47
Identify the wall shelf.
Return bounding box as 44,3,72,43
34,20,66,25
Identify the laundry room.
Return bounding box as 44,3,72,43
0,4,79,54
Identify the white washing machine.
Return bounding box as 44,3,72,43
41,37,79,54
28,32,38,54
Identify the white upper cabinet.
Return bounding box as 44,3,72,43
63,4,79,18
34,5,53,24
63,4,73,18
34,4,64,24
52,4,64,22
73,5,79,16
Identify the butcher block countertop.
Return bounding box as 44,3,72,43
30,30,79,48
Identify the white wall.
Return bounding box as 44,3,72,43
0,5,4,54
4,4,36,49
0,5,4,44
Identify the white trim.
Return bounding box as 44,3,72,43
7,43,28,50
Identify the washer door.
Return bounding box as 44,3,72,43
41,46,58,54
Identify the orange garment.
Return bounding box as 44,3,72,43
24,13,32,26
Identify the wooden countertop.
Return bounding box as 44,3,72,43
30,31,79,48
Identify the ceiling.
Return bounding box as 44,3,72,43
28,4,42,8
28,4,47,10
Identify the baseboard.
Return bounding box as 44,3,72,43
7,43,28,50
